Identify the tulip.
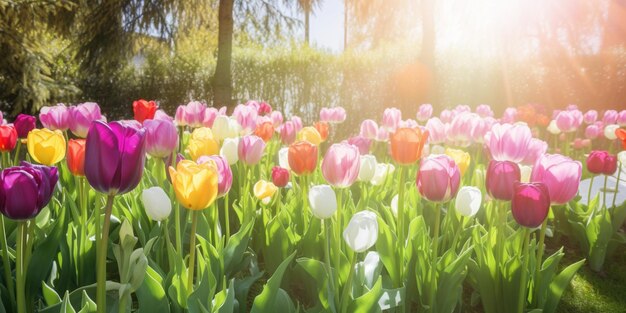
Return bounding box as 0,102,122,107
278,147,290,170
67,139,86,176
292,116,303,132
370,163,395,186
14,114,36,138
202,107,219,128
270,111,283,128
233,104,258,134
176,101,206,128
198,155,232,197
220,138,239,165
253,180,278,204
447,112,478,147
212,116,241,141
288,141,318,175
484,123,533,163
26,128,66,166
343,210,378,252
587,150,617,175
417,155,461,202
531,154,582,205
519,165,532,183
314,121,329,142
347,136,371,155
187,127,219,161
390,127,428,165
141,187,172,221
0,162,58,219
604,124,619,140
617,128,626,149
555,110,582,133
584,110,598,124
416,104,433,122
445,148,470,176
69,102,103,138
440,109,453,123
322,143,360,188
298,126,322,145
381,108,401,132
238,135,266,165
154,109,173,121
375,127,389,142
40,104,70,131
169,160,218,210
358,155,377,182
476,104,494,118
254,121,274,142
399,119,418,129
279,121,297,145
511,182,550,228
501,107,518,123
0,125,17,152
455,186,482,217
307,185,337,219
360,119,378,139
144,119,179,158
320,107,347,123
425,117,446,144
271,166,290,187
521,138,548,166
133,99,158,123
603,110,618,125
486,160,521,201
547,120,561,135
390,194,399,217
85,121,146,195
585,124,602,140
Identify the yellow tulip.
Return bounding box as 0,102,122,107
187,127,218,161
445,148,471,176
27,128,66,166
253,180,278,204
298,126,322,145
169,160,218,210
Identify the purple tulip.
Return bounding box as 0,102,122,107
70,102,103,138
198,155,233,197
238,135,265,165
531,154,582,205
144,119,179,158
40,104,70,131
0,162,58,220
486,160,521,201
14,114,36,138
84,121,146,196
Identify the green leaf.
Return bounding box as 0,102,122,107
213,279,237,313
346,276,383,313
543,259,585,313
136,266,170,313
188,264,217,313
375,217,400,286
250,251,296,313
224,219,255,276
296,257,336,312
43,281,62,306
60,291,77,313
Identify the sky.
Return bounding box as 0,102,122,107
310,1,344,52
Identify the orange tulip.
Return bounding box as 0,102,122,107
314,121,329,142
390,127,428,165
288,141,318,175
254,121,274,142
68,139,86,176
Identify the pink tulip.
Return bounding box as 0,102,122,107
416,154,460,202
375,127,389,142
291,116,303,132
69,102,103,138
501,107,517,123
381,108,401,131
471,117,495,144
346,136,371,155
198,155,233,196
476,104,494,118
320,107,346,123
447,112,477,147
279,121,297,145
144,119,179,158
233,104,258,134
202,107,219,128
572,138,584,150
322,143,360,188
238,135,265,165
40,104,70,131
618,110,626,126
566,104,579,111
270,111,283,128
555,110,583,132
257,101,272,115
603,110,618,125
583,110,598,124
175,101,206,127
511,182,550,228
521,138,547,165
416,104,433,122
399,119,418,129
484,123,533,163
530,154,581,205
440,109,453,123
360,119,378,139
585,124,601,139
154,109,173,121
425,117,446,144
486,160,521,201
455,104,471,114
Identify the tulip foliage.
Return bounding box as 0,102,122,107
0,101,623,312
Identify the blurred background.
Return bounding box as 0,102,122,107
1,0,625,125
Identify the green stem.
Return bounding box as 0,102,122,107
534,216,548,306
334,187,343,291
602,174,609,209
187,210,199,295
323,219,335,297
340,252,358,313
0,216,15,309
612,162,621,208
396,166,406,287
429,203,441,312
517,229,531,313
163,219,174,272
174,203,182,254
96,195,115,313
16,221,27,313
224,193,230,242
587,175,594,207
13,141,21,166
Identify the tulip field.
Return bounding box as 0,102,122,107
0,101,626,313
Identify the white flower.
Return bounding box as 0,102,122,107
370,163,395,186
343,210,379,252
390,194,399,218
358,155,377,182
308,185,337,219
604,124,619,140
278,147,290,170
212,116,241,140
141,187,172,221
454,186,482,217
220,138,239,165
547,120,561,135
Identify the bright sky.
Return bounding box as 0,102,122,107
310,1,344,52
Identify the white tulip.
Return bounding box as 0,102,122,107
141,187,172,221
358,155,377,182
308,185,337,219
220,138,239,165
213,116,241,140
454,186,482,217
547,120,561,135
357,251,382,289
519,165,532,183
343,210,379,252
370,163,395,186
604,124,619,140
390,194,398,218
278,147,290,170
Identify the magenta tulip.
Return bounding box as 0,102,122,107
198,155,233,197
144,119,179,158
531,154,582,205
84,121,146,195
586,150,617,175
69,102,103,138
484,123,533,163
511,182,550,228
486,160,521,201
322,143,360,188
417,154,461,202
416,104,433,122
238,135,265,165
271,166,290,188
14,114,36,138
40,104,70,131
0,162,58,220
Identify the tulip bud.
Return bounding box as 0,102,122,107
298,127,322,145
144,119,178,158
169,160,218,210
40,104,70,131
455,186,482,217
445,148,470,176
360,119,378,139
0,125,18,152
253,180,278,204
69,102,103,138
14,114,36,138
288,141,318,175
343,211,379,252
141,187,172,221
308,185,337,219
0,162,58,220
547,120,561,135
511,182,550,228
370,163,395,186
212,116,241,141
390,194,398,217
220,138,239,165
254,121,274,142
390,127,428,165
67,139,86,176
133,99,158,123
198,155,233,197
486,160,521,201
358,155,377,182
271,166,290,188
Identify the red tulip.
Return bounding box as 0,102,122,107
67,139,86,176
511,182,550,228
271,166,290,187
133,99,158,123
0,125,18,152
586,150,617,175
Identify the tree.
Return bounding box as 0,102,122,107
297,0,323,45
213,0,234,107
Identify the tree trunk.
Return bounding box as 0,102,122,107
419,0,435,102
343,0,348,50
213,0,234,109
305,9,310,45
